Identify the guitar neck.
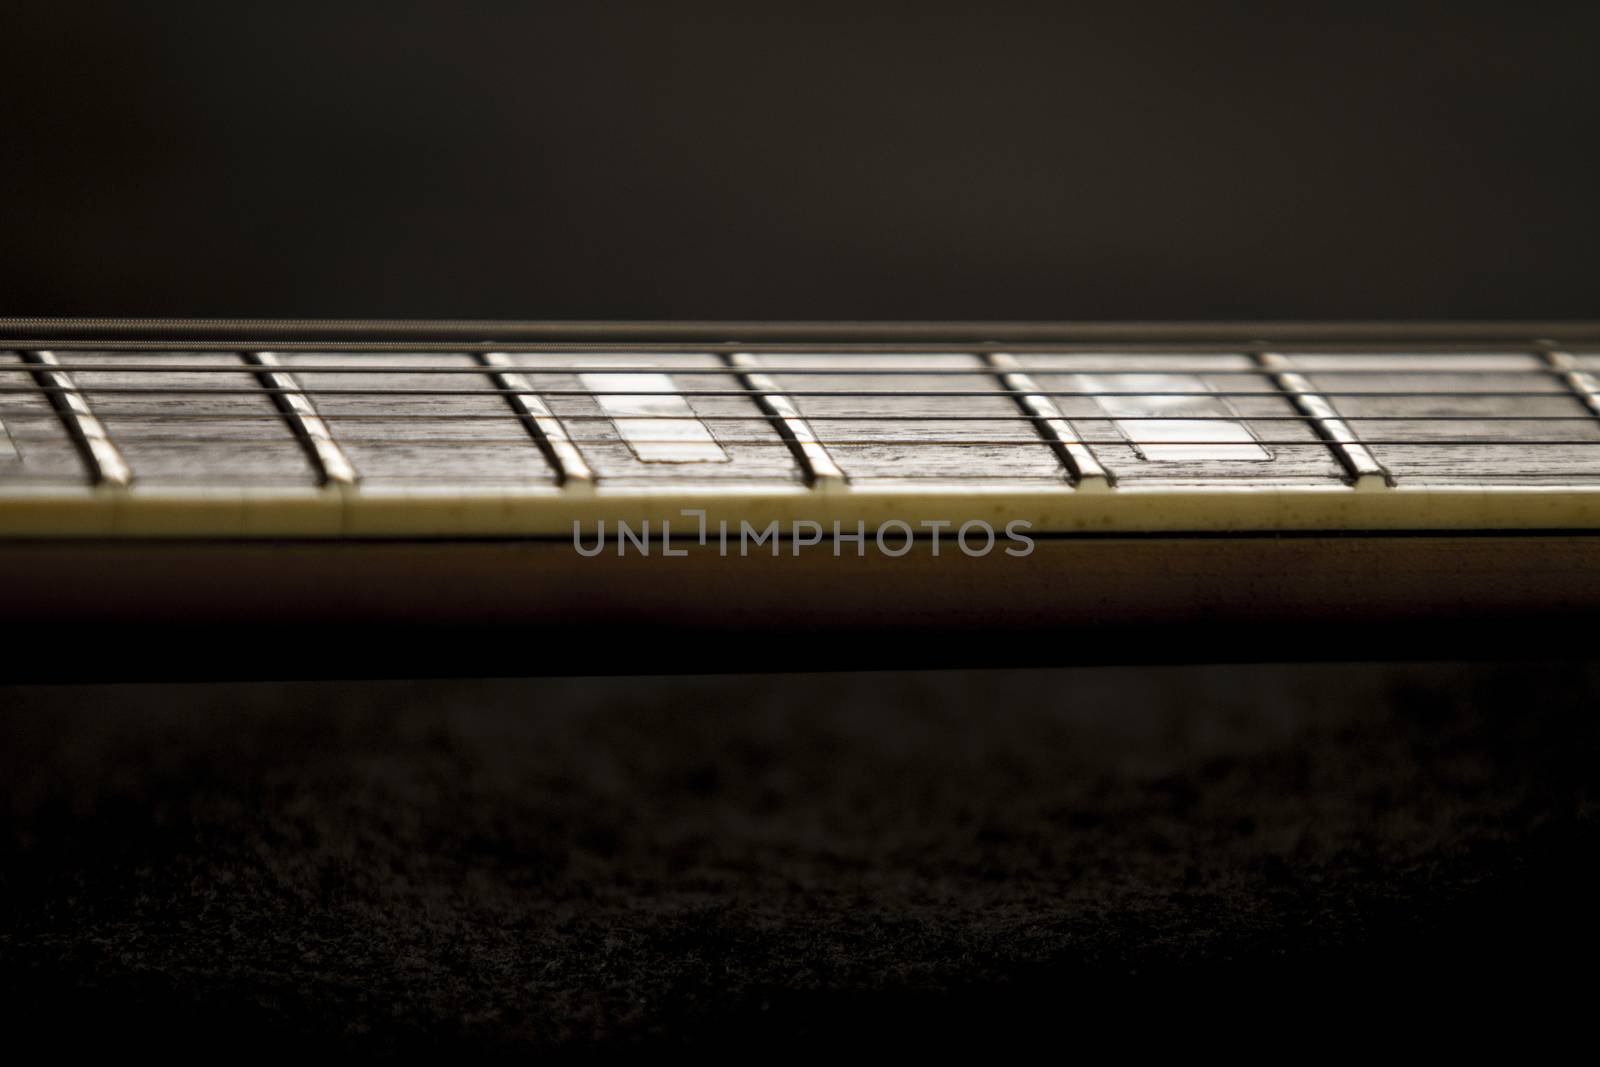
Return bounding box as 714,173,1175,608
4,320,1600,537
5,319,1600,677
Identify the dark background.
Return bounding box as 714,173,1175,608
3,2,1599,1050
5,665,1598,1051
2,2,1598,321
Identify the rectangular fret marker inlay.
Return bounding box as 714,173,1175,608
577,373,728,463
1073,374,1270,461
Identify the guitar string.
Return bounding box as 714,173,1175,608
27,480,1600,488
7,410,1597,423
2,361,1590,376
3,434,1600,447
2,338,1597,353
1,385,1594,399
4,350,1596,400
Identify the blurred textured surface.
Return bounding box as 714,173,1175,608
2,663,1596,1050
3,3,1599,320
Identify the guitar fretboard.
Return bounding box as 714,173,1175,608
5,323,1600,536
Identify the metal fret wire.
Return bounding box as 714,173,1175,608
722,351,846,486
14,351,132,486
242,351,357,485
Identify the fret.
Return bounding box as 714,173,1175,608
0,352,90,483
724,352,845,489
19,351,132,486
28,358,1600,378
272,352,557,486
1255,352,1390,489
1009,353,1346,485
0,379,17,463
1542,349,1600,416
478,353,594,487
244,353,356,486
485,353,802,485
984,352,1109,488
1278,352,1600,484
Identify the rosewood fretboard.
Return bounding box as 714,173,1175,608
3,321,1600,537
